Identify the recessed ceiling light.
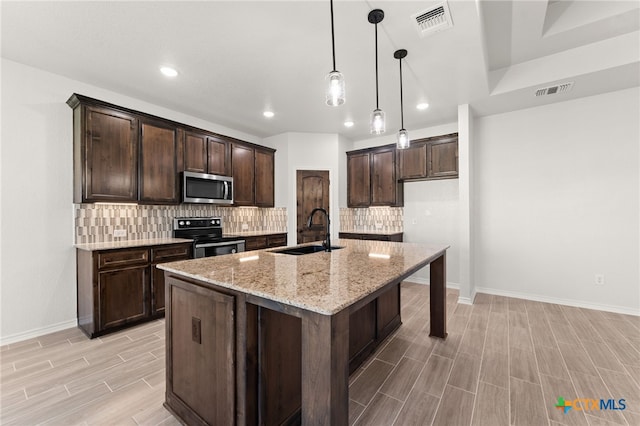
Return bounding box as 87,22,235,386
417,103,429,110
263,111,275,118
344,121,354,128
160,66,178,77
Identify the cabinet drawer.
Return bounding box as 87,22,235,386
98,248,149,270
245,236,267,251
266,234,287,248
151,244,192,262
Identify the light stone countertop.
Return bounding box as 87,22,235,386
158,238,448,315
75,238,193,251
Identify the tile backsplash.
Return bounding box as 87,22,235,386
75,204,287,244
340,207,403,233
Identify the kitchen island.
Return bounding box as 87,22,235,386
158,238,448,425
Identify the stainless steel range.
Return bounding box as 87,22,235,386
173,217,245,258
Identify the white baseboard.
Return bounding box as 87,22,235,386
0,319,78,347
475,286,640,317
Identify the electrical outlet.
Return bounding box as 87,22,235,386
113,229,127,238
595,274,605,286
241,223,249,231
375,221,383,230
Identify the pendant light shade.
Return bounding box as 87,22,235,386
326,0,345,106
368,9,385,134
394,49,409,149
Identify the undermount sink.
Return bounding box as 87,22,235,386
273,245,344,256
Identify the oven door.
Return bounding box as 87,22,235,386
194,240,246,258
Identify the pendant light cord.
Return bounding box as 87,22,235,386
330,0,336,71
375,23,379,109
399,57,404,129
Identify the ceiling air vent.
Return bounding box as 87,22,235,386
412,1,453,37
535,82,574,97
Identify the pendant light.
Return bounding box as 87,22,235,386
368,9,385,134
326,0,345,106
394,49,410,149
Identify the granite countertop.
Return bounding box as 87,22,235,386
75,238,193,251
339,230,403,235
158,238,448,315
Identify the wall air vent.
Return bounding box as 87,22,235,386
535,82,574,97
412,1,453,37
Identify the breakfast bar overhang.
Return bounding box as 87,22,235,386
158,239,449,425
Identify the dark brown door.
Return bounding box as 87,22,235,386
296,170,329,244
139,120,179,203
184,131,208,173
207,136,229,176
428,137,458,178
255,149,274,207
398,143,427,179
84,106,138,202
347,153,370,207
371,148,397,205
98,265,149,330
231,144,255,206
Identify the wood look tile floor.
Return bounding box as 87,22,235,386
1,282,639,425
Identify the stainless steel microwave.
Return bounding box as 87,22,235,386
182,171,233,204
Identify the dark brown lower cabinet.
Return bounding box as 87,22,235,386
244,233,287,251
245,284,401,426
167,282,235,426
76,242,191,338
339,232,403,242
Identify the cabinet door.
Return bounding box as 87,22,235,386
427,138,458,179
371,148,397,205
84,106,138,202
98,265,149,330
398,143,427,180
255,149,274,207
347,153,371,207
169,282,236,425
207,136,229,176
139,120,179,203
184,131,208,173
231,144,255,206
151,244,191,316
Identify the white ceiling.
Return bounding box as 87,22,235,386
1,0,638,140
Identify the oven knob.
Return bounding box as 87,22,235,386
231,249,237,253
211,220,216,225
179,221,185,226
186,221,191,226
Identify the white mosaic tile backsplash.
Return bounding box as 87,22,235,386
340,207,403,233
75,204,287,244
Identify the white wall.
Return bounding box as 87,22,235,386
474,87,640,313
0,59,262,344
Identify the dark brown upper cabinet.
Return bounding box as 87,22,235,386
70,100,139,203
139,119,179,204
397,133,459,181
68,94,274,205
347,152,371,207
207,135,229,176
184,131,208,173
231,143,255,206
427,134,458,179
255,148,274,207
347,145,403,207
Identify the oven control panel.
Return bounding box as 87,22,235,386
174,217,221,229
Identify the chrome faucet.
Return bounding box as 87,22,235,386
307,208,331,252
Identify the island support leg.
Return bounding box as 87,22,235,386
300,309,349,426
429,252,448,338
